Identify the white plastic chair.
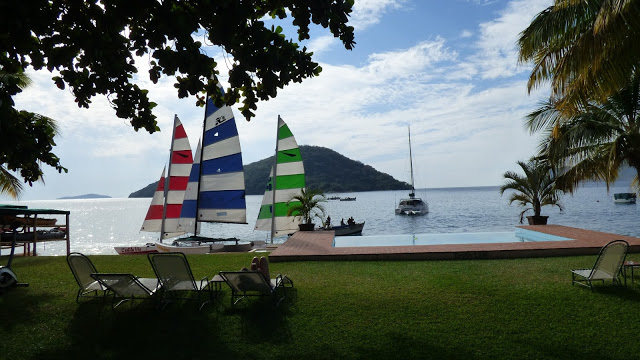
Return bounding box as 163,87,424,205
571,240,628,291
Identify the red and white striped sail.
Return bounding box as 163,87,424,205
140,115,194,241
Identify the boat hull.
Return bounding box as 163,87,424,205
154,239,257,254
614,199,636,204
613,193,636,204
395,198,428,215
155,242,220,254
395,208,428,215
114,243,158,255
331,222,365,236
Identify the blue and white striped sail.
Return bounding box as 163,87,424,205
178,92,247,233
177,141,201,234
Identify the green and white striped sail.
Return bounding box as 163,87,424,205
255,116,305,237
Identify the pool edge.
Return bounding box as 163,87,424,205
269,225,640,262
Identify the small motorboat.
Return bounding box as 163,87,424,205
329,222,365,236
614,193,637,204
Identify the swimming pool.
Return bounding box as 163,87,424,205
333,228,572,247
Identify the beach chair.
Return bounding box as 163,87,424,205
219,270,293,306
571,240,629,291
90,273,159,308
147,252,219,309
67,252,108,302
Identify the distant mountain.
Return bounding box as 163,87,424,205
128,182,157,198
245,145,411,194
129,145,411,198
58,194,111,200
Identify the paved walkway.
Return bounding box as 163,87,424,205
268,225,640,262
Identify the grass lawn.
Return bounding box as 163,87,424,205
2,252,640,360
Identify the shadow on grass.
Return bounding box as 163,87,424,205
0,287,54,332
28,300,231,359
25,288,298,359
223,288,297,344
573,283,640,301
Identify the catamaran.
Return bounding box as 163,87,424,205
114,116,193,255
395,126,428,215
155,87,248,254
255,116,306,243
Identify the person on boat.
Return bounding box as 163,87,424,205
347,217,355,225
340,218,345,226
325,216,331,229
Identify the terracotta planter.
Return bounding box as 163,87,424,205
298,223,315,231
527,216,548,225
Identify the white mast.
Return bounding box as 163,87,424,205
408,126,416,199
269,115,282,243
159,116,180,243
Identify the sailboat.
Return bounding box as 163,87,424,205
114,116,194,255
154,87,248,254
255,115,306,243
395,126,428,215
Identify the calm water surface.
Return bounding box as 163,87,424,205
3,185,639,255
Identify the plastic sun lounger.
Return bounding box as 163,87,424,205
571,239,629,291
90,273,159,309
219,270,293,306
147,252,220,310
67,252,108,302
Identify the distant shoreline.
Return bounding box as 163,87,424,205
57,194,112,200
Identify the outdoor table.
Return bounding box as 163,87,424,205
622,260,640,286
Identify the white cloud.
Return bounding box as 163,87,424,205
473,0,551,79
460,30,473,38
307,35,338,55
364,38,457,80
350,0,408,30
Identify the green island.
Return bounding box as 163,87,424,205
3,253,640,359
129,145,412,197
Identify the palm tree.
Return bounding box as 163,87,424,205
0,167,23,199
500,159,564,224
286,188,327,228
518,0,640,114
526,71,640,193
0,69,61,199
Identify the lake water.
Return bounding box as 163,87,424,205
2,185,639,256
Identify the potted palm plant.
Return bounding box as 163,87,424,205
500,159,563,225
287,188,327,231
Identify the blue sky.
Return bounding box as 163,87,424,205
8,0,552,201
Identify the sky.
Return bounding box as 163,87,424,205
8,0,553,201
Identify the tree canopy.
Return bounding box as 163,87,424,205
518,0,640,115
1,1,355,189
525,71,640,193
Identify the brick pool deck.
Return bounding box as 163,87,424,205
268,225,640,262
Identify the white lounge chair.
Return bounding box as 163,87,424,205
90,273,159,308
67,252,108,302
219,270,293,306
571,240,629,291
147,252,219,309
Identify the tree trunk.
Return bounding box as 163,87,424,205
533,199,542,217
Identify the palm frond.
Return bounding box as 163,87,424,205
0,166,23,199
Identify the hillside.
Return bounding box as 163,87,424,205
245,145,411,194
128,182,157,198
129,145,410,197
